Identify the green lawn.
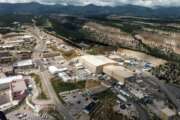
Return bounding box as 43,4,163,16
51,78,85,93
95,89,117,102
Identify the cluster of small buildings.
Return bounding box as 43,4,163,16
47,54,135,86
0,75,29,111
0,34,35,50
0,34,35,64
47,54,139,118
0,32,38,113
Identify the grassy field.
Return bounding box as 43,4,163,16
95,89,117,102
51,78,85,93
51,78,86,104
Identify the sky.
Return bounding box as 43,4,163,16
0,0,180,7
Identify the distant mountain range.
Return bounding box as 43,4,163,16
0,2,180,18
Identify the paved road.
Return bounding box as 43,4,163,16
29,26,74,120
39,71,74,120
134,103,149,120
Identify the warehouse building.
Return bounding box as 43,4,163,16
80,55,117,74
103,65,135,85
13,59,34,69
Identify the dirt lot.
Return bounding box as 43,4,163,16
118,48,166,66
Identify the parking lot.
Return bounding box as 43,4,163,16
60,90,92,118
6,110,52,120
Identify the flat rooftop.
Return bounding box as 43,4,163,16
14,59,33,67
103,65,134,78
81,55,117,66
11,80,27,92
0,75,23,85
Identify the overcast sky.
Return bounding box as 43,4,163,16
0,0,180,7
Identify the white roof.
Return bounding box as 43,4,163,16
11,80,27,92
22,35,33,39
109,54,122,59
48,66,58,74
0,75,23,85
58,72,71,82
103,65,134,78
81,55,117,66
5,39,24,44
14,59,33,67
0,44,14,48
48,66,68,74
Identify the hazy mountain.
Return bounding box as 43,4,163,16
0,2,180,18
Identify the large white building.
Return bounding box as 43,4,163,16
103,65,135,85
0,75,23,90
80,55,135,85
80,55,117,74
13,59,34,69
48,66,68,75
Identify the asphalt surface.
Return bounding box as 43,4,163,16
134,103,149,120
39,71,74,120
144,72,180,114
30,26,74,120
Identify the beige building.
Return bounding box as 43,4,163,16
160,107,176,120
80,55,117,73
103,65,134,85
11,80,27,101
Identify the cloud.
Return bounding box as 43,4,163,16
0,0,180,7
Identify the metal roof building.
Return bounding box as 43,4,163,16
103,65,134,85
80,55,117,73
13,59,34,68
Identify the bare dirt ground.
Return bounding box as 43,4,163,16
118,48,167,66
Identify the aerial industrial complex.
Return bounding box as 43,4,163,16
0,23,179,120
